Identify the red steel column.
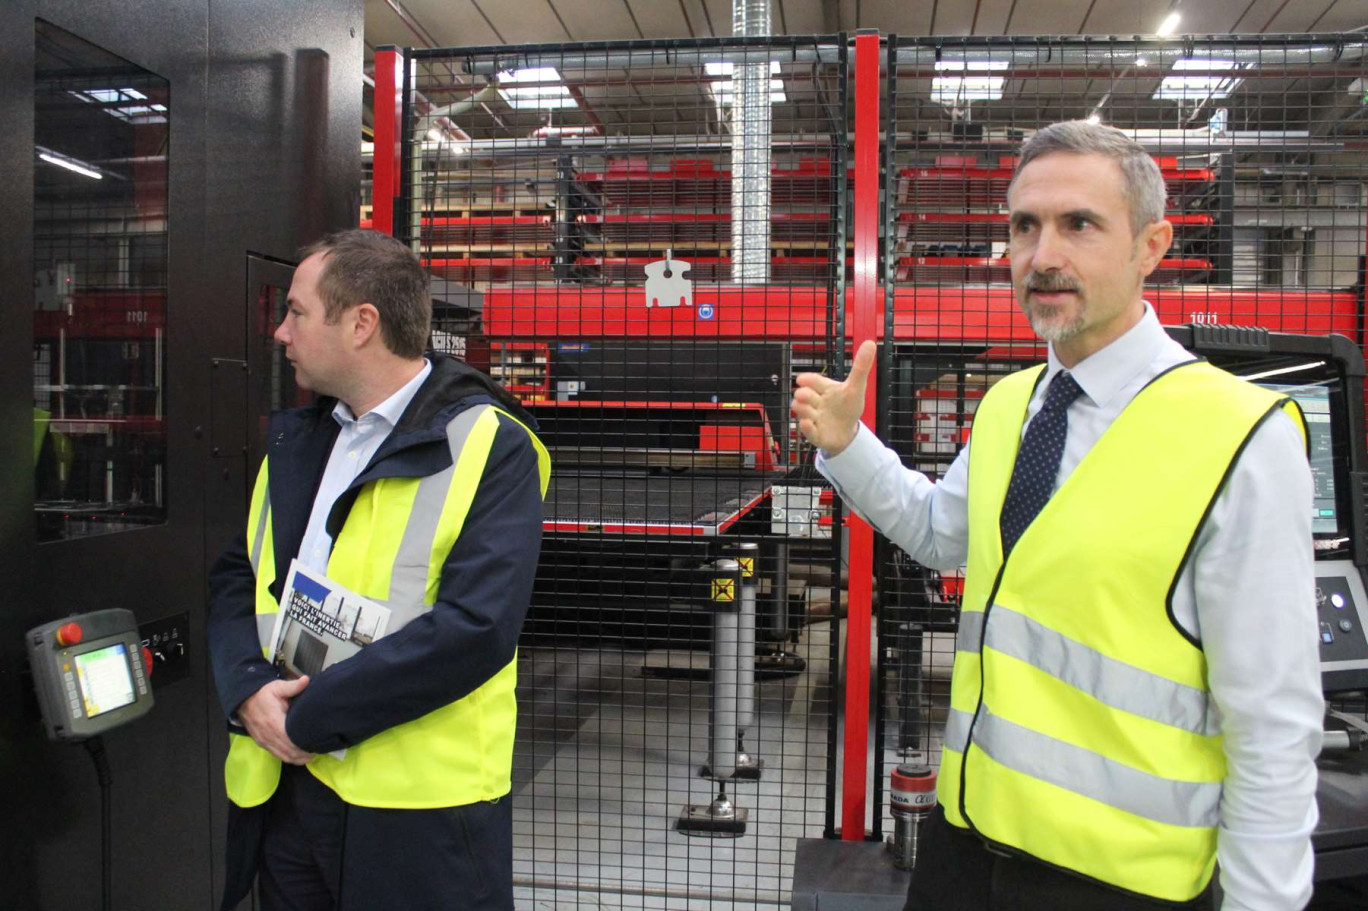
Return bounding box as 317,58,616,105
842,30,881,841
372,48,401,236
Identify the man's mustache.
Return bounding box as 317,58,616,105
1024,273,1080,293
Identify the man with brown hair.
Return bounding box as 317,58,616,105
208,228,549,910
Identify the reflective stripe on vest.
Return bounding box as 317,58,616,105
226,458,282,808
247,456,277,655
962,604,1218,737
224,404,550,810
940,359,1303,902
943,706,1221,829
366,404,488,628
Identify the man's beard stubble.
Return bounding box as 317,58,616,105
1021,271,1085,343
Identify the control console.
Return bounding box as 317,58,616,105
1317,559,1368,693
27,608,154,740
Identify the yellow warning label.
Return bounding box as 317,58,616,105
737,556,754,577
712,578,736,602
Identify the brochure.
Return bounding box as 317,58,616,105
269,559,392,760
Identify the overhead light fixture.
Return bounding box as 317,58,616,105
704,61,780,76
705,61,785,104
709,79,786,104
1087,113,1101,125
1153,57,1243,103
497,68,578,110
930,60,1009,104
934,61,1011,71
530,124,599,138
1157,12,1181,37
37,146,102,180
1135,57,1149,67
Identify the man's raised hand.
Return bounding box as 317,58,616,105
790,340,876,457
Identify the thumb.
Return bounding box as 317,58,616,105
846,340,877,392
279,674,310,697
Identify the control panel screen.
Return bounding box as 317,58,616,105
1257,384,1337,534
75,643,136,718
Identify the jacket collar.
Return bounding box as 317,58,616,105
265,354,537,548
268,353,536,463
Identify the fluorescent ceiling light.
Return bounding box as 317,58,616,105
930,60,1009,104
1086,113,1101,124
1153,57,1243,103
531,124,599,137
497,68,578,110
710,79,786,104
706,61,785,103
931,77,1005,104
1157,12,1181,36
37,148,102,180
934,60,1010,71
705,61,780,76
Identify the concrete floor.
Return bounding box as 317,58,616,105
508,621,954,909
511,622,836,909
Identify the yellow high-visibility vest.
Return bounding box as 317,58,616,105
225,404,550,809
940,360,1303,902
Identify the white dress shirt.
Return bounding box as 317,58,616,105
818,304,1323,910
298,359,432,573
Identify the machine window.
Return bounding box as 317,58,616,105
33,21,170,541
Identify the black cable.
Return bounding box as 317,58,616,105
84,736,113,911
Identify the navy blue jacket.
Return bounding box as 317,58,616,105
207,354,544,756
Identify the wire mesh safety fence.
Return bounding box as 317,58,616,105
396,35,849,908
874,33,1368,840
377,29,1368,904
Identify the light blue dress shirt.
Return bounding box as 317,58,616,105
818,305,1322,911
297,358,432,574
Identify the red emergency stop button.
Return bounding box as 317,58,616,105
56,622,83,647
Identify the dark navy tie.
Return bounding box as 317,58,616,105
999,371,1084,557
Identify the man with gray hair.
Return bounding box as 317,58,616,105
208,228,549,910
793,121,1321,909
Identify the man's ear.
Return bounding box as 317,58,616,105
351,303,381,348
1136,218,1174,278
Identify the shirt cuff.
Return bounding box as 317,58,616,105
817,422,878,472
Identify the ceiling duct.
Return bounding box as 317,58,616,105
731,0,771,285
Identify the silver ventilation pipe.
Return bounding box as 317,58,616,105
455,41,1352,76
462,46,837,74
892,42,1367,68
408,82,503,253
731,0,771,284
